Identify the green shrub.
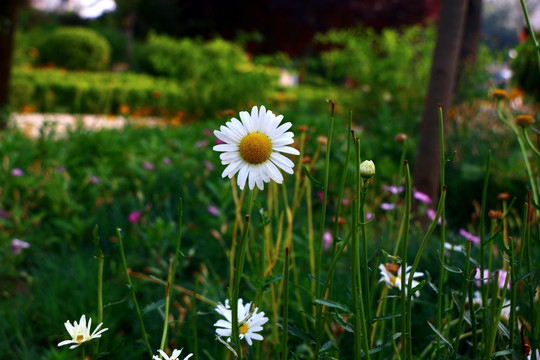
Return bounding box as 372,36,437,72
36,27,111,71
511,34,540,100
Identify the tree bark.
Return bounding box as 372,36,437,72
456,0,483,84
413,0,469,205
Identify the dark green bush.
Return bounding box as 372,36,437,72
511,34,540,100
36,27,111,71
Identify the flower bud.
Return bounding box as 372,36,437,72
516,114,535,127
394,133,408,143
360,160,376,178
491,89,508,100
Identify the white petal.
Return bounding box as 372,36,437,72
222,161,244,179
213,144,238,152
237,165,249,190
216,328,232,337
214,319,232,329
263,161,283,184
270,122,292,139
274,146,300,155
272,137,295,147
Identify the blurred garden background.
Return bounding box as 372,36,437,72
1,0,540,359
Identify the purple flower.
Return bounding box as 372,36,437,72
143,161,155,171
459,229,480,245
205,161,215,171
380,202,396,211
128,210,142,224
11,168,24,177
56,166,67,173
207,205,219,217
162,157,172,165
323,231,332,251
195,139,209,148
474,269,491,287
495,270,511,290
427,208,446,225
365,212,374,221
413,191,432,204
12,238,30,255
90,176,100,184
204,128,213,136
0,209,10,219
383,185,404,194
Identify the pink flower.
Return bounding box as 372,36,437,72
90,176,100,184
495,270,511,290
383,185,404,194
474,269,491,287
459,229,480,245
380,202,396,211
143,161,155,171
427,208,446,225
128,210,142,223
162,157,172,165
323,231,332,251
205,161,215,171
12,238,30,255
413,191,432,204
365,212,374,221
203,128,213,136
207,205,219,217
11,168,24,177
195,139,209,148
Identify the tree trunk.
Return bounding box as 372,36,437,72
413,0,469,205
456,0,483,84
0,1,20,129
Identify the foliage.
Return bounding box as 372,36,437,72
317,26,435,136
35,26,112,71
511,33,540,100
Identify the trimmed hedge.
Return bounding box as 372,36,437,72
9,66,278,117
36,27,112,71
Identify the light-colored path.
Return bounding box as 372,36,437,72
9,113,165,138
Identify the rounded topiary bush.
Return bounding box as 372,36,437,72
511,34,540,100
36,27,111,71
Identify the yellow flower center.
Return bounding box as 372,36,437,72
240,323,249,335
76,334,84,343
239,132,272,165
390,275,400,286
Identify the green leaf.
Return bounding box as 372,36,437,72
302,165,323,189
493,349,513,357
426,321,453,351
314,299,351,313
320,339,335,352
372,313,400,323
142,299,165,314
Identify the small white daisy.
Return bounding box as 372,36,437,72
57,314,108,349
213,105,300,190
153,348,193,360
214,298,269,346
379,264,424,297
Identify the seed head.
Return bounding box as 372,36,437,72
515,114,535,127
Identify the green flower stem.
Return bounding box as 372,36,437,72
519,0,540,74
92,225,104,356
522,127,540,158
116,228,153,358
314,100,335,357
351,200,371,360
467,267,478,358
360,177,372,332
451,240,472,359
281,247,290,360
192,274,200,360
478,150,491,342
231,190,254,359
401,161,411,360
406,186,446,359
160,198,184,351
497,103,538,207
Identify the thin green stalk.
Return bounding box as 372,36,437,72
352,200,371,360
281,247,290,360
519,0,540,74
192,274,200,360
360,177,372,331
452,240,472,359
116,228,153,358
406,186,447,359
160,198,184,351
522,127,540,158
467,267,478,358
93,225,104,325
479,150,491,343
435,105,448,355
314,99,335,357
231,190,254,359
400,161,411,360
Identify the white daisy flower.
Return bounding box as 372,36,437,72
57,314,108,349
214,298,269,346
153,348,193,360
379,264,424,297
213,105,300,190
